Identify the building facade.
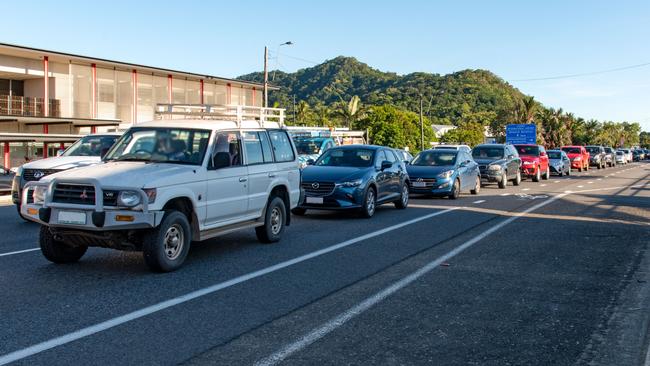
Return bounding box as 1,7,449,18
0,43,267,168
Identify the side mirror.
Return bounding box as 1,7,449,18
306,159,315,166
540,151,547,157
403,160,410,165
380,160,392,171
211,152,231,170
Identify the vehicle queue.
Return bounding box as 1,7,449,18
5,104,649,272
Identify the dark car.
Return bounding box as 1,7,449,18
585,145,607,169
295,145,409,218
1,165,15,194
547,150,571,176
472,144,522,189
407,149,480,199
603,147,616,167
632,150,642,162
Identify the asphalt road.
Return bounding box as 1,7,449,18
0,162,649,366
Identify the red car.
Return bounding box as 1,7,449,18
561,145,590,172
513,144,550,182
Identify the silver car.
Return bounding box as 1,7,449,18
547,150,571,176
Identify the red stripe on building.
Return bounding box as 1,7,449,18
227,83,232,105
252,87,256,106
91,63,97,118
132,70,138,124
167,75,173,103
3,142,9,169
200,79,204,104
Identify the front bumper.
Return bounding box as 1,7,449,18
570,160,583,168
480,169,503,183
521,164,538,176
21,179,164,231
409,178,453,195
298,185,365,210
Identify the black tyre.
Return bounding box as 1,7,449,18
291,207,307,216
558,169,563,177
39,226,87,264
142,210,192,272
256,196,287,243
448,179,460,199
359,187,377,218
578,166,583,172
470,176,481,195
394,183,409,209
512,170,522,186
566,167,570,176
542,166,550,180
498,172,507,189
532,167,541,182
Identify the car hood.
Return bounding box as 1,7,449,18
549,158,563,165
519,156,540,163
565,153,582,159
40,162,200,188
21,156,102,170
473,158,505,165
406,165,454,177
301,166,368,182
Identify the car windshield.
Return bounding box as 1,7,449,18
472,146,504,160
616,151,624,155
547,151,561,159
295,138,326,155
316,148,374,167
562,147,581,154
411,151,458,166
604,147,613,153
62,135,118,157
434,146,458,150
104,127,211,165
514,145,539,156
586,147,600,153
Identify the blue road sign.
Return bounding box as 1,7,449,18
506,124,536,144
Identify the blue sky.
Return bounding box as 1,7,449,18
5,0,650,130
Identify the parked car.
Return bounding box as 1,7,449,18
472,144,522,189
1,165,15,194
585,145,607,169
432,144,472,153
615,150,627,165
21,114,301,272
513,144,550,182
295,145,409,217
293,135,337,168
394,149,414,165
603,147,616,167
632,150,642,162
561,146,590,172
547,150,571,176
407,149,480,199
635,149,647,160
618,148,633,163
12,133,121,217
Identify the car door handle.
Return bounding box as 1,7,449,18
239,177,248,183
268,173,276,178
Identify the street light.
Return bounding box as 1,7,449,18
272,41,293,82
264,41,293,108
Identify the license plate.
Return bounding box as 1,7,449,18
305,197,324,204
412,181,427,188
57,211,87,225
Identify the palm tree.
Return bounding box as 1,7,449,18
295,100,311,125
313,102,331,127
333,95,367,129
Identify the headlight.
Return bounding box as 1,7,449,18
32,185,47,203
337,179,363,188
573,157,581,161
488,165,502,171
118,190,142,207
522,161,534,165
437,170,454,179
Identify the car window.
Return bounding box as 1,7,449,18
547,151,561,159
514,145,539,156
472,146,504,160
258,131,275,163
242,131,265,165
268,130,295,162
210,131,242,168
375,150,387,169
316,148,375,167
412,151,458,166
384,150,397,163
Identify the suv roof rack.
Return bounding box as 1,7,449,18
154,104,285,127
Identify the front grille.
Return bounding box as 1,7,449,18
409,178,437,188
479,165,487,172
302,181,335,197
22,169,61,182
52,184,96,205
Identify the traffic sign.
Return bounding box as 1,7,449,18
506,124,536,144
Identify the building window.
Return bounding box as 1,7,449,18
186,80,200,104
116,70,132,123
172,78,185,104
96,68,115,119
138,73,153,123
71,64,92,119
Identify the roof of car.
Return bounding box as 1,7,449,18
330,144,383,150
134,119,282,130
475,144,508,148
89,132,122,136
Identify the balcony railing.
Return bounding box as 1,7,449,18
0,95,61,117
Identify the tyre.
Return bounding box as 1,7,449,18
142,210,192,272
498,172,507,189
470,176,481,195
394,183,409,209
39,226,87,264
566,167,570,176
597,162,601,169
512,170,521,186
448,179,460,199
291,207,307,216
578,166,583,172
542,166,550,180
532,167,541,182
256,196,287,243
359,187,377,218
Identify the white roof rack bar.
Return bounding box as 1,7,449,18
154,104,285,128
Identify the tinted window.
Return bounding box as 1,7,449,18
268,130,295,162
64,135,118,157
514,145,539,156
375,150,387,169
259,131,274,163
243,132,264,165
586,146,601,154
316,148,375,167
547,151,561,159
211,131,242,168
384,150,397,163
472,146,504,159
412,151,458,166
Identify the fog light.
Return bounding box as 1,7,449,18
438,182,449,189
115,215,135,222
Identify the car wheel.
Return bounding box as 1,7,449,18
39,226,87,264
291,207,307,216
256,196,287,243
360,187,377,218
542,166,550,180
143,210,192,272
448,179,460,199
394,183,409,209
532,167,540,182
513,170,521,186
498,172,507,189
470,176,481,195
578,166,583,172
566,167,570,176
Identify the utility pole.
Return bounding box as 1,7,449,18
420,95,425,150
263,46,269,108
293,95,296,123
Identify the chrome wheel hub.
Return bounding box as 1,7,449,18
270,207,282,235
163,224,184,260
367,191,375,214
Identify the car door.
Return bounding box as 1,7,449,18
205,131,249,227
539,146,549,172
456,151,471,190
383,149,402,197
267,129,300,207
242,130,276,217
374,150,391,201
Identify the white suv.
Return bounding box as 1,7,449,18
22,105,300,272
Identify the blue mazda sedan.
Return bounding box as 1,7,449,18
407,149,481,199
294,145,410,218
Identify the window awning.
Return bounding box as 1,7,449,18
0,132,85,143
0,115,121,127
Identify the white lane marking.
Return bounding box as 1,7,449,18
597,179,602,181
588,181,594,184
554,180,560,183
540,184,547,187
577,185,584,188
522,188,530,191
0,207,460,366
499,193,510,196
254,192,569,366
472,200,486,204
0,248,40,257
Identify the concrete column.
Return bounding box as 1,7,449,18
43,56,49,117
3,142,9,169
132,70,137,124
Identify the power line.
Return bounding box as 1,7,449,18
512,62,650,82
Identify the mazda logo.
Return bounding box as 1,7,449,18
311,182,320,190
33,171,45,179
